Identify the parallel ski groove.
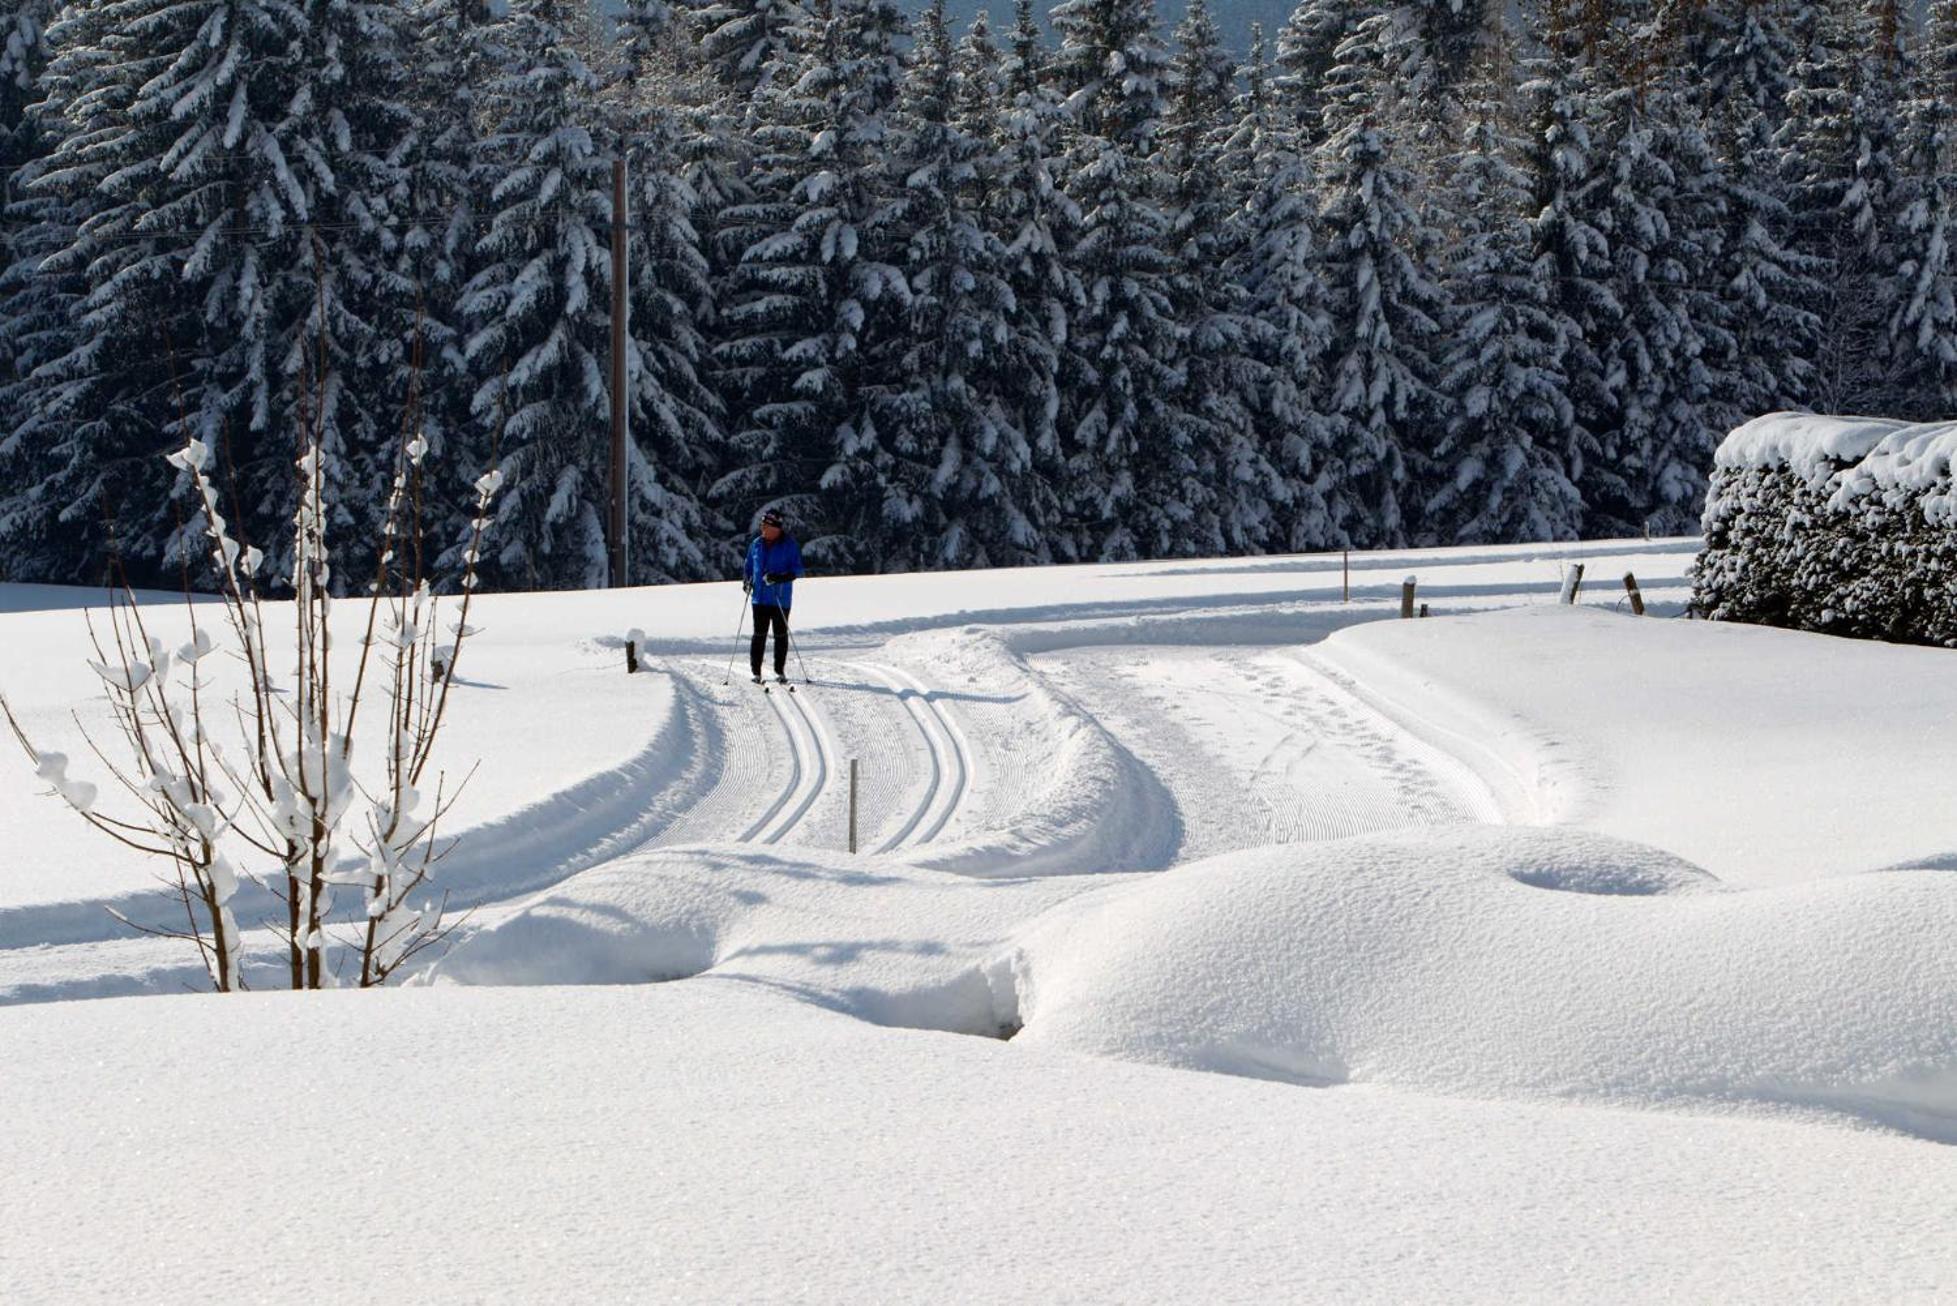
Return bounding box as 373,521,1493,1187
857,661,968,849
738,685,803,842
884,664,969,845
762,682,831,845
863,662,943,853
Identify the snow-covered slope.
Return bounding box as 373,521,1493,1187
1315,604,1957,881
8,536,1957,1302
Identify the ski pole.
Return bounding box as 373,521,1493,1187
721,586,752,684
782,602,813,685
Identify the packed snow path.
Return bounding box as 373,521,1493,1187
1037,646,1502,861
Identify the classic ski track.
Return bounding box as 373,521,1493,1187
859,661,939,852
853,660,967,852
881,662,970,845
755,675,833,846
737,683,803,842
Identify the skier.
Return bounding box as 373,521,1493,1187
745,509,805,685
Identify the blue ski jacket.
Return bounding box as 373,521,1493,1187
745,535,804,609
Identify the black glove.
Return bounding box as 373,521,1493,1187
742,577,753,594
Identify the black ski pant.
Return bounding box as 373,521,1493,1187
750,603,790,677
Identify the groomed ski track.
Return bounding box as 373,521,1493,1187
1,540,1687,1003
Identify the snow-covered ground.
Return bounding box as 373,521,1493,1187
6,536,1957,1302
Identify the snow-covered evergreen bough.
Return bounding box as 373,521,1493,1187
1693,414,1957,646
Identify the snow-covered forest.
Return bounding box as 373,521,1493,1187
0,0,1950,590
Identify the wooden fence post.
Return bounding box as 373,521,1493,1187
1623,572,1645,616
1343,550,1349,603
625,627,642,674
1401,577,1416,618
1560,563,1585,605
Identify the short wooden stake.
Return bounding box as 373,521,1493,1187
625,627,644,674
1623,572,1645,616
1343,550,1349,603
1560,562,1585,605
848,758,859,854
1400,577,1416,619
1418,602,1429,618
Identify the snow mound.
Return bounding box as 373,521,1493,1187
1716,412,1909,476
1000,826,1957,1134
1717,411,1957,516
430,845,1124,1036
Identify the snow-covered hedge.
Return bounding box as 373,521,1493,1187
1693,414,1957,646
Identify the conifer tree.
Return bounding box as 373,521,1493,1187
1707,0,1821,424
1888,0,1957,416
714,0,912,569
461,0,633,588
1427,15,1581,545
1313,15,1449,548
1164,0,1279,554
689,0,809,95
1273,0,1372,152
1231,25,1334,548
1521,0,1612,520
610,2,729,580
982,0,1078,555
8,0,412,585
1049,0,1184,560
880,1,1044,568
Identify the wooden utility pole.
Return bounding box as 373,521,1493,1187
608,156,630,588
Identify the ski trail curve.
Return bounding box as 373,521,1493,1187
879,663,970,846
854,661,970,852
759,684,832,845
738,685,805,843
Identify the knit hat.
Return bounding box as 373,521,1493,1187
760,509,785,529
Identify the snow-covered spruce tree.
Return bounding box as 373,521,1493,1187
1230,27,1336,549
1048,0,1187,560
687,0,808,95
1312,16,1449,549
605,2,729,582
1162,0,1281,555
9,0,281,583
980,0,1079,556
1519,0,1612,526
1366,0,1488,145
713,0,912,571
1580,55,1733,538
0,0,54,383
1886,0,1957,418
462,0,650,588
0,0,74,569
1778,0,1911,415
880,2,1048,568
394,0,500,553
1425,14,1581,546
6,0,416,588
1273,0,1374,153
1702,0,1822,425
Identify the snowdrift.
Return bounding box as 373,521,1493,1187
1001,826,1957,1135
10,981,1956,1303
1696,411,1957,645
429,845,1128,1036
1315,604,1957,884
